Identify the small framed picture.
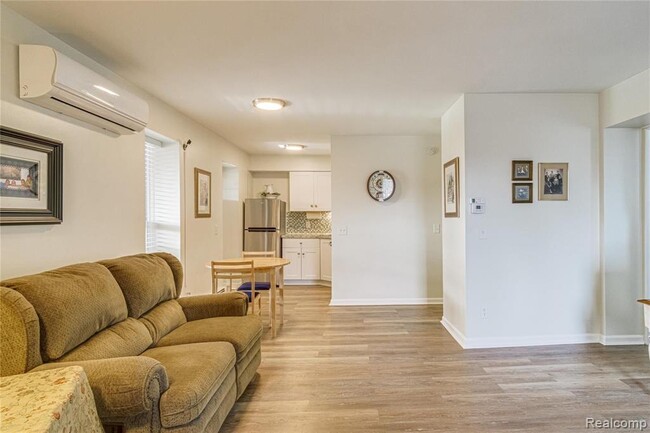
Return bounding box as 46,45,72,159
512,160,533,181
539,163,568,201
443,157,460,218
512,183,533,204
194,168,211,218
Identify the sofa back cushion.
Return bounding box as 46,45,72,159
1,263,128,362
139,300,187,344
152,252,183,298
57,318,153,362
100,254,176,318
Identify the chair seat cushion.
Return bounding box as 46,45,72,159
237,282,271,291
156,316,262,361
142,342,235,428
236,289,263,301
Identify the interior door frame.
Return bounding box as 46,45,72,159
641,125,650,343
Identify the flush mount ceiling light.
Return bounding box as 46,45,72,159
278,144,306,151
253,98,287,111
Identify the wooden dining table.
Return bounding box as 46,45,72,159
210,257,290,337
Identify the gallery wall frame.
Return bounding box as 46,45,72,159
512,160,533,181
444,157,460,218
0,126,63,225
539,162,569,201
512,183,533,204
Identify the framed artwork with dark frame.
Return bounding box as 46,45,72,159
539,162,568,201
512,183,533,204
0,126,63,225
194,167,211,218
512,160,533,181
443,157,460,218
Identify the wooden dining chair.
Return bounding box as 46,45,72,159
241,251,285,326
241,251,275,290
210,260,261,315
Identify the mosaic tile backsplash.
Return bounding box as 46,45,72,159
286,211,332,234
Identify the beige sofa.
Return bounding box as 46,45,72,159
0,253,262,433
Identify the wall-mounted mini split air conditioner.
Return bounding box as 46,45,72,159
19,45,149,135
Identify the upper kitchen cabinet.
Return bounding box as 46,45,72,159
289,171,331,211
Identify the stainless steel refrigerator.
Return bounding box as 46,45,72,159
243,199,286,257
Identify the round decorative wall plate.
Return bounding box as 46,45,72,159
367,170,395,202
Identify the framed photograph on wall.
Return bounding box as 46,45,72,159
194,167,211,218
512,183,533,204
512,160,533,181
0,127,63,225
443,157,460,218
539,163,568,201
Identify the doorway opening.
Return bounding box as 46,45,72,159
222,163,241,259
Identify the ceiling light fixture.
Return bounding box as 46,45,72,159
278,144,305,151
253,98,287,111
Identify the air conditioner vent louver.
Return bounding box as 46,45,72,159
19,45,149,135
50,97,137,132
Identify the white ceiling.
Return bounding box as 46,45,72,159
6,1,649,155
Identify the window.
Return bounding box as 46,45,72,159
145,134,181,259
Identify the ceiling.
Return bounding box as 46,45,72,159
6,1,649,155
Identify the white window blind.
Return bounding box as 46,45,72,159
145,136,181,259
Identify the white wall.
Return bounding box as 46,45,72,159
440,97,467,337
441,94,602,348
600,69,650,128
330,135,442,305
602,128,644,342
250,155,331,172
0,6,250,295
250,172,290,202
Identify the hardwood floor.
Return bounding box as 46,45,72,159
222,286,650,432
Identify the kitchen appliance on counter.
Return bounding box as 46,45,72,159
243,198,286,257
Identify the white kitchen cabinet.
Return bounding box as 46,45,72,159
282,238,320,281
282,247,302,280
313,172,332,211
289,172,331,211
320,239,332,282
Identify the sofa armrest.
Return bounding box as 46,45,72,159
32,356,168,419
178,292,248,320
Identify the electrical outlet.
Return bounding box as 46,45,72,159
481,308,488,319
337,226,348,236
305,220,311,229
433,224,441,234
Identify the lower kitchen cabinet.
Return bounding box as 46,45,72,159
282,239,320,281
320,239,332,282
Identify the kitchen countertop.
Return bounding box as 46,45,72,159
282,233,331,240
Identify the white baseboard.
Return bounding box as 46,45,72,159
441,316,467,348
329,297,442,306
599,334,646,345
462,333,602,349
284,280,330,287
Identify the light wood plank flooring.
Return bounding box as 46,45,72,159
222,286,650,432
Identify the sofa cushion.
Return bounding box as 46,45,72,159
57,318,153,362
152,252,183,298
100,254,176,318
1,263,128,361
155,316,262,361
139,300,187,344
0,287,42,375
142,342,236,428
